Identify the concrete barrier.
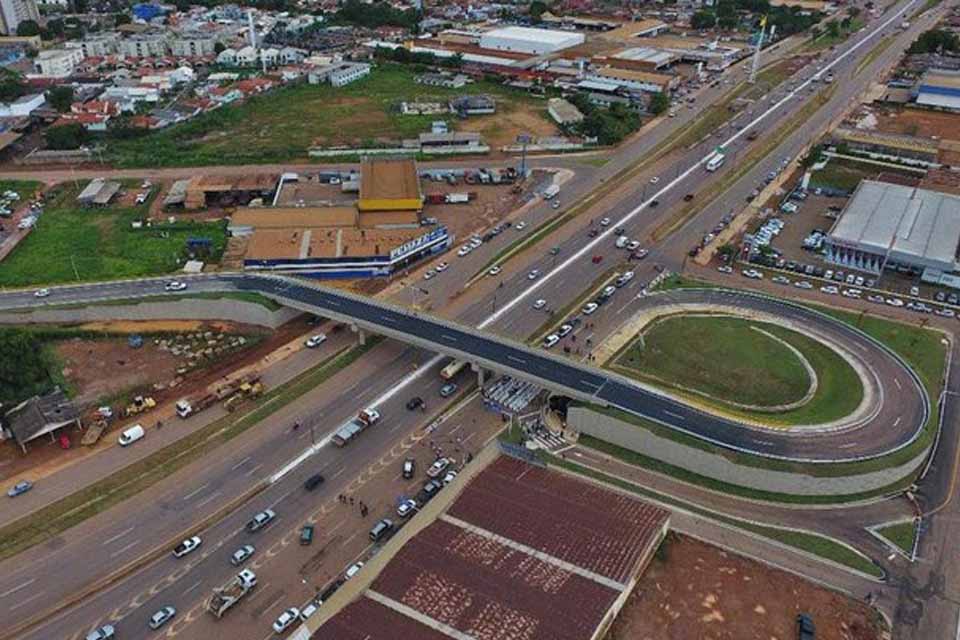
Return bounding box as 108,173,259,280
567,406,928,498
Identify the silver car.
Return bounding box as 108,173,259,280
231,544,255,566
148,606,176,630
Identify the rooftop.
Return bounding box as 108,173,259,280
230,206,358,229
611,46,677,66
481,26,582,46
245,226,421,260
358,158,422,211
829,180,960,266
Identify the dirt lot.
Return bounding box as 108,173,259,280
872,106,960,142
459,108,558,151
610,534,883,640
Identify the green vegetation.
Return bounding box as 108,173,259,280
0,185,227,287
805,13,865,51
58,291,285,312
0,329,63,409
875,521,917,555
613,315,863,424
0,338,382,562
908,28,959,54
108,66,547,167
569,94,642,146
331,0,419,30
0,179,41,202
546,453,883,577
855,34,897,76
809,158,878,192
45,123,90,150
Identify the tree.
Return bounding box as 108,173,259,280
0,329,55,409
45,123,89,150
114,12,131,26
214,41,226,54
47,85,74,112
649,92,669,115
691,10,716,29
16,19,40,37
0,70,27,102
529,0,548,21
908,28,960,54
826,20,841,38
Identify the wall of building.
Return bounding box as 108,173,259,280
567,406,928,497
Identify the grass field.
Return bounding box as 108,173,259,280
0,185,227,287
614,315,863,424
108,66,552,167
875,521,916,555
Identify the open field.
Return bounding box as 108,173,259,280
0,185,226,287
108,66,555,167
612,314,863,425
875,521,916,555
610,533,884,640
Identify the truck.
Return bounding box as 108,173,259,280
223,381,263,412
332,408,381,447
175,393,217,419
440,359,467,380
445,192,473,204
543,184,560,200
206,570,257,618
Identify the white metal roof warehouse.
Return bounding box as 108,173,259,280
479,26,585,55
824,180,960,274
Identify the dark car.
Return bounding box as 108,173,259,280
416,479,443,504
304,473,325,491
300,524,315,545
588,228,599,238
649,199,659,207
406,396,424,411
796,613,815,640
683,193,695,201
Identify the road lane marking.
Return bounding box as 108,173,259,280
245,463,263,477
894,416,902,427
110,539,140,558
183,580,202,594
102,526,136,546
8,591,45,611
664,410,685,421
0,577,35,598
182,483,209,501
507,355,526,365
331,467,344,479
894,378,902,390
196,491,222,509
441,334,459,342
231,456,251,470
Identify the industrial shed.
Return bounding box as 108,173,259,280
479,26,585,55
358,158,423,213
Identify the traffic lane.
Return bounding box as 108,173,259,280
0,328,353,528
0,339,425,619
25,362,476,640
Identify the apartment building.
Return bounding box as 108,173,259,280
0,0,39,36
33,47,84,78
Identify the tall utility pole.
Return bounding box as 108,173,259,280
749,15,768,84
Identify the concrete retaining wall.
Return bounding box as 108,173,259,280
0,298,300,329
568,406,928,497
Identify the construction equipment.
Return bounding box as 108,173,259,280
206,570,257,618
223,380,263,412
124,395,156,417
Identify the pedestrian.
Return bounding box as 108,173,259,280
349,496,354,506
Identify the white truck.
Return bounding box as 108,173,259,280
206,570,257,618
705,152,725,172
332,409,381,447
543,184,560,200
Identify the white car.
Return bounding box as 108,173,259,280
599,217,611,227
230,544,255,566
148,606,176,630
273,607,301,633
435,262,449,272
741,269,763,279
442,470,458,485
842,289,862,298
423,270,436,280
582,302,599,315
794,281,813,289
772,275,790,285
886,297,904,307
649,176,660,184
305,334,327,348
542,334,560,349
164,281,187,292
397,498,418,518
34,288,50,298
457,245,472,257
602,285,616,297
820,285,839,295
515,221,527,231
717,265,733,274
527,269,540,280
488,266,502,276
936,308,956,318
427,457,452,478
867,294,885,304
533,299,547,310
469,237,482,249
345,561,365,580
172,536,201,558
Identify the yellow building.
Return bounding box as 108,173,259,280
358,158,423,213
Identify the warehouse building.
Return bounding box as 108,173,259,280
358,158,423,214
479,26,585,55
824,180,960,275
605,46,677,72
915,68,960,111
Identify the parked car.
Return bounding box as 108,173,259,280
6,480,32,498
533,299,547,310
488,266,502,276
85,625,115,640
300,524,315,545
527,269,540,280
796,613,816,640
305,334,327,348
402,458,416,479
345,562,365,580
273,608,301,633
542,334,560,348
230,544,255,566
582,302,599,315
427,457,452,478
172,536,201,558
439,383,458,398
397,498,417,518
794,281,813,289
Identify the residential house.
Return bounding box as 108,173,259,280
259,47,279,66
102,85,161,112
209,85,242,104
216,47,237,65
0,92,44,117
235,45,258,65
279,46,306,64
33,48,84,78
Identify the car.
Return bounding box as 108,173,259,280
549,246,561,256
591,255,603,264
649,176,660,184
304,473,325,491
582,302,599,315
717,265,733,274
845,274,856,285
345,562,365,580
34,288,50,298
435,262,448,272
633,248,649,260
300,524,315,545
427,457,452,478
854,276,864,287
683,194,695,201
417,479,443,503
649,199,660,207
949,294,959,305
772,275,790,285
164,280,187,292
406,396,424,411
794,281,813,289
936,308,956,318
469,237,482,249
614,227,626,236
488,266,502,276
300,601,320,621
85,625,115,640
439,382,458,398
741,269,763,279
820,285,839,295
148,606,176,630
135,193,148,204
457,245,471,257
172,536,201,558
599,217,611,226
886,297,904,307
557,323,574,338
515,221,527,231
867,294,885,304
442,470,458,485
533,299,547,310
304,334,327,348
402,458,416,479
423,269,436,280
602,285,616,297
397,498,418,518
246,508,276,533
615,271,635,287
527,269,540,280
542,334,560,349
911,286,921,297
627,241,641,251
842,288,862,298
7,479,32,498
796,613,816,640
824,269,834,280
935,291,947,302
273,607,301,633
230,544,255,566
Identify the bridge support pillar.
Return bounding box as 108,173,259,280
471,362,486,390
350,324,366,346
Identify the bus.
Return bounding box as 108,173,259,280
705,152,726,172
440,359,467,380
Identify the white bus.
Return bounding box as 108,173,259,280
705,152,726,172
440,359,468,380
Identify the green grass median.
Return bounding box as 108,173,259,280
874,521,916,555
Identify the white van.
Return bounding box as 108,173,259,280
118,424,145,446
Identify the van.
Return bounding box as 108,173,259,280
615,236,628,249
118,424,145,446
369,518,394,542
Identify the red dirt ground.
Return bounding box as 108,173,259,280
610,534,884,640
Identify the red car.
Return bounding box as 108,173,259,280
591,255,603,264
